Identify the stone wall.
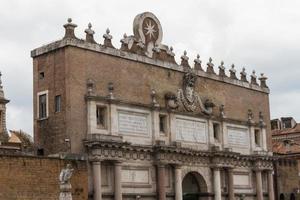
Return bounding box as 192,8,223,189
0,155,88,200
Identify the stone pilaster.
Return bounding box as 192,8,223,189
227,168,235,200
114,161,122,200
175,165,182,200
157,164,166,200
255,169,263,200
267,170,275,200
93,161,102,200
213,167,222,200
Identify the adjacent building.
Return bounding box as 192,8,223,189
31,12,275,200
272,117,300,199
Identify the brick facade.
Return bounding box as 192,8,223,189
0,155,88,200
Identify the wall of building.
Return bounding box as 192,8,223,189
0,155,88,200
274,157,300,200
33,48,69,155
65,46,271,153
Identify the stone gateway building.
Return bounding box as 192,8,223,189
31,12,275,200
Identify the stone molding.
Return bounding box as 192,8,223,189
31,38,269,94
84,137,275,170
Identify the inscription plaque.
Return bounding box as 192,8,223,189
175,118,207,143
121,169,149,184
227,127,249,148
233,174,250,186
118,112,148,135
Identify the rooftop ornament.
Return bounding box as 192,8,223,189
240,67,248,82
229,64,237,80
218,61,226,77
166,46,175,57
259,73,268,88
103,28,114,48
85,23,96,44
63,18,78,39
194,54,203,71
206,57,215,74
180,50,190,69
250,70,258,85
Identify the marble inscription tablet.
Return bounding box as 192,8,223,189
227,127,249,148
175,118,207,143
121,169,149,184
118,111,148,135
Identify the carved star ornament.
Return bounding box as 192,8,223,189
144,20,157,39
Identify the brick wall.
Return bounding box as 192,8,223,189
0,155,88,200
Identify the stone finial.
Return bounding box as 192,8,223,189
63,18,78,39
259,111,266,127
103,28,114,48
166,46,175,57
194,54,203,71
218,61,226,77
248,109,254,123
206,57,215,74
86,78,95,95
258,73,268,88
250,70,258,85
220,104,226,118
229,64,237,80
107,82,115,99
85,23,96,44
151,89,160,108
240,67,248,82
180,50,190,69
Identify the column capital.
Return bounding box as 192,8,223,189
114,160,123,165
174,164,182,170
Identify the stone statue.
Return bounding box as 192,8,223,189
59,164,74,200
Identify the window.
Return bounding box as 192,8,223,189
55,95,61,112
96,106,107,128
159,114,167,134
39,72,45,79
38,93,47,119
213,123,221,142
254,129,261,146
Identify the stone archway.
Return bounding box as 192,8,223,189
182,171,208,200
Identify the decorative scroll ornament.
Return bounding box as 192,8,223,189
133,12,163,58
177,70,214,114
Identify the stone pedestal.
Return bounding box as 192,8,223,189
59,183,72,200
157,164,166,200
268,170,275,200
175,166,182,200
93,161,102,200
255,169,263,200
213,167,222,200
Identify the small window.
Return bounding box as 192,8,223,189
39,72,45,79
96,106,107,128
39,94,47,119
55,95,61,112
213,123,221,142
254,129,261,146
159,114,167,134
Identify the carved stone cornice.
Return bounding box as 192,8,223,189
85,136,275,169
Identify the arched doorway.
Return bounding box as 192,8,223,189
182,171,208,200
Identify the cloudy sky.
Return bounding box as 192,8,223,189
0,0,299,135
